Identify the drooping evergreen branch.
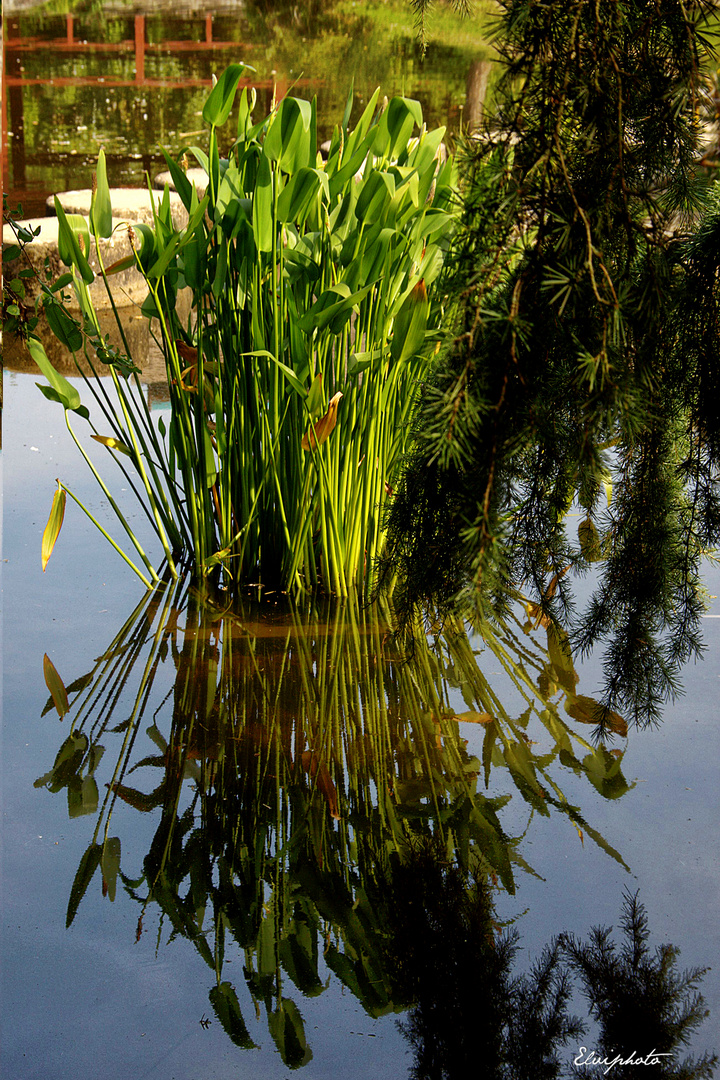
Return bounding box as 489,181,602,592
384,0,719,726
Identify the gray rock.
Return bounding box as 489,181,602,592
3,215,148,306
48,187,188,231
153,168,208,198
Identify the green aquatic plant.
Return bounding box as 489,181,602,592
30,69,457,596
35,582,633,1060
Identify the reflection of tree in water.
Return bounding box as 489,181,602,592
35,580,715,1074
382,843,716,1079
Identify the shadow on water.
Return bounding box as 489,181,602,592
33,577,718,1075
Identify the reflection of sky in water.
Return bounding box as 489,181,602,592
3,369,719,1072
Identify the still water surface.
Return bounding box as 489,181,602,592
3,369,720,1076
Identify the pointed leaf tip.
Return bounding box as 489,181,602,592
302,392,343,451
42,484,66,571
43,653,70,717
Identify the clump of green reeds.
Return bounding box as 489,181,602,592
35,66,457,596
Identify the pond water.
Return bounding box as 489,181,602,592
3,0,493,216
3,4,720,1077
4,374,720,1075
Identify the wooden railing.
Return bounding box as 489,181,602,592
2,12,297,213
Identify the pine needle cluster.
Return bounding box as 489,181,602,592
383,0,720,725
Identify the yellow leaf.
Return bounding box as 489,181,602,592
90,434,133,456
565,693,628,737
454,710,495,725
41,483,66,571
302,391,343,451
43,653,69,717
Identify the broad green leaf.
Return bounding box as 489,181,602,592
306,371,324,419
264,96,313,175
128,222,156,273
343,87,381,159
355,171,395,225
327,139,373,201
181,184,207,288
146,196,209,280
211,237,228,300
391,278,429,362
297,282,374,335
146,231,183,281
43,651,69,715
202,64,247,128
90,148,112,238
240,349,307,398
54,199,94,283
357,227,395,286
43,299,83,352
203,422,217,488
36,385,89,421
341,80,355,134
268,998,312,1069
209,982,257,1049
66,843,102,927
160,146,193,212
188,145,209,174
407,124,446,177
276,167,327,225
253,151,274,252
101,837,121,902
236,85,257,140
372,96,423,160
347,349,379,376
50,272,75,293
28,336,82,412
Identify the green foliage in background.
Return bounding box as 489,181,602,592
382,0,720,724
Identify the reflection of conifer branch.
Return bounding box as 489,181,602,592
562,889,718,1078
385,0,720,726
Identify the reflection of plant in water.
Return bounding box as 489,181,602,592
36,582,633,1064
